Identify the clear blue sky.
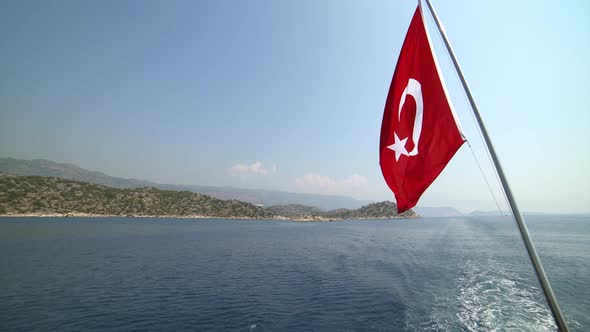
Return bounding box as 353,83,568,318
1,0,588,213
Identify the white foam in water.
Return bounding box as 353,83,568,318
456,258,556,332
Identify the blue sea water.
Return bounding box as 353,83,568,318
0,215,588,331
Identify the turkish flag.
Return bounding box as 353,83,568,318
380,6,466,213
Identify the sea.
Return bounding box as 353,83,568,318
0,215,588,331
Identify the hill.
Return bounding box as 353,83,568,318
327,201,417,219
0,158,154,189
0,158,370,210
266,204,326,218
0,174,274,219
0,174,416,221
268,201,418,220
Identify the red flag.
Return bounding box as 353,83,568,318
380,6,466,213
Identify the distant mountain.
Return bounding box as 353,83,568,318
167,185,371,211
413,206,464,217
0,158,156,188
0,174,274,219
0,158,370,210
468,210,551,217
469,210,510,216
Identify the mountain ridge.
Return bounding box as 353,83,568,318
0,158,370,210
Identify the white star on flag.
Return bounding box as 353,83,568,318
387,133,409,162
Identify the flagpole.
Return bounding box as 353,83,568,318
421,1,569,331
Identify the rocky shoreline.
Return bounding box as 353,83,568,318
0,213,417,222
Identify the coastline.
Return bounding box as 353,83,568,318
0,213,416,222
1,174,417,222
0,213,282,220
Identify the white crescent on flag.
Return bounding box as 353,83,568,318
387,78,423,161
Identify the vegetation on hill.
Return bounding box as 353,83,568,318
0,173,417,220
266,204,326,218
328,201,416,219
268,201,417,220
0,174,274,219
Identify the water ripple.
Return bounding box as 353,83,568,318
0,217,587,331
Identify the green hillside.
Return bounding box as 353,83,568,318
0,173,417,220
269,201,417,220
0,174,274,219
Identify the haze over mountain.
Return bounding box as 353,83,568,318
0,158,371,210
412,206,464,218
0,158,563,216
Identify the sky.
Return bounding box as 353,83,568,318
1,0,589,214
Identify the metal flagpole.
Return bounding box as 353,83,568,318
421,0,570,331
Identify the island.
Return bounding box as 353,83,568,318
0,173,417,221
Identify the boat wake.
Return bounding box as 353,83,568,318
408,257,559,331
455,258,555,332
